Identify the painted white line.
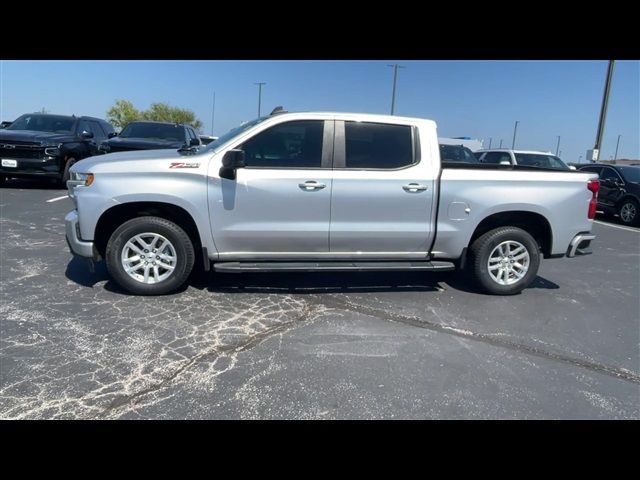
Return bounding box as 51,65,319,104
594,220,640,233
46,195,69,203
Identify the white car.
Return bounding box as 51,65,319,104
475,149,573,170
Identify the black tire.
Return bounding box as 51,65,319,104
60,157,77,186
618,198,639,226
469,226,540,295
105,216,195,295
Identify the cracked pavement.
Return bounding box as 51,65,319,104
1,178,639,419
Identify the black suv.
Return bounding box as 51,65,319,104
578,164,640,226
0,113,115,184
100,121,201,153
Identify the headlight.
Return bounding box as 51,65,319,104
44,142,62,156
44,147,60,156
71,172,94,186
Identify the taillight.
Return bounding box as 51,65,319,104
587,179,599,219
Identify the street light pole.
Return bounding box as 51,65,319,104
593,60,616,161
211,91,216,136
499,139,503,148
614,134,622,160
555,135,561,156
512,121,519,149
254,82,266,117
387,64,405,115
488,137,492,149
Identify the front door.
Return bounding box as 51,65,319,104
208,119,334,259
329,120,435,258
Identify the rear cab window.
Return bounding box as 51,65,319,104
342,121,414,169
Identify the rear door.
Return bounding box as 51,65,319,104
329,120,435,257
599,166,625,208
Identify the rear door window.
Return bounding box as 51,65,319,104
343,122,414,169
482,152,512,164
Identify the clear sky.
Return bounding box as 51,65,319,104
1,60,638,162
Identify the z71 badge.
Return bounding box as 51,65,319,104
169,162,200,169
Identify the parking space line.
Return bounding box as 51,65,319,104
46,195,69,203
594,220,640,233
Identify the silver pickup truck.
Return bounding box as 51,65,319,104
65,110,599,296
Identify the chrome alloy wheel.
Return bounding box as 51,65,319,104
487,240,530,286
620,202,637,223
121,233,177,284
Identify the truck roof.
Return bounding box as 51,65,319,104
265,111,437,128
476,148,556,155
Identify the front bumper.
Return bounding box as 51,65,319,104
0,156,61,176
567,233,596,257
65,210,94,258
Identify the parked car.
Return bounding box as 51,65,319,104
65,110,598,296
0,113,115,184
99,121,201,153
475,149,571,170
439,143,479,164
199,135,218,145
578,164,640,226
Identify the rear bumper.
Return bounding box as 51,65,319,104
567,233,596,258
65,210,94,258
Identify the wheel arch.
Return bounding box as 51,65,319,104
94,201,202,261
468,210,553,257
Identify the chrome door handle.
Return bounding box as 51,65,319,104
403,183,428,192
299,180,326,191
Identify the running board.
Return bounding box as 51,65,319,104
213,261,455,273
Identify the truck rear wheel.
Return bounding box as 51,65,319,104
469,226,540,295
105,216,195,295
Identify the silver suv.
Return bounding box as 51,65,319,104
475,149,572,170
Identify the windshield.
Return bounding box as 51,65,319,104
120,123,185,141
199,117,269,153
440,144,479,163
514,153,569,170
619,166,640,183
7,114,75,134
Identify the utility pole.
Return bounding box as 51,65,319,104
499,139,504,148
579,155,583,163
593,60,616,161
488,137,492,149
614,134,622,160
512,121,519,149
555,135,561,156
211,91,216,136
559,150,562,157
387,64,405,115
254,82,266,117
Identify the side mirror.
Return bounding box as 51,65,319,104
499,160,511,166
108,132,118,138
190,137,200,146
81,130,94,139
568,165,577,170
219,149,246,180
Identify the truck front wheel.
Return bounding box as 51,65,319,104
105,216,195,295
469,226,540,295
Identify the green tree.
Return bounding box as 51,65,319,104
106,100,142,130
106,100,202,131
142,103,202,130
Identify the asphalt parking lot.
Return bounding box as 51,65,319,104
1,178,638,419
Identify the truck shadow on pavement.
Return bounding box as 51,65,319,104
0,178,63,190
65,258,560,296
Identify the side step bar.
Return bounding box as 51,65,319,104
213,261,455,273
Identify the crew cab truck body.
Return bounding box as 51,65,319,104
65,111,599,296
